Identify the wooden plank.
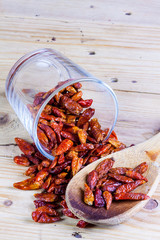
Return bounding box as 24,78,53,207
1,0,160,27
1,16,160,95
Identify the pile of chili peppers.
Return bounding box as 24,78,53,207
84,158,149,209
13,82,127,227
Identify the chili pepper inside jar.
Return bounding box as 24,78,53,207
5,48,118,161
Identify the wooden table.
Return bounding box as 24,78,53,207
0,1,160,239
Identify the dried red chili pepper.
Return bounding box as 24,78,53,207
50,121,63,144
71,91,83,102
133,162,148,174
25,165,37,176
15,138,35,155
77,129,87,144
38,123,57,146
115,180,146,194
54,184,66,195
62,208,78,219
49,160,71,175
86,170,98,190
56,139,73,155
47,182,55,193
34,200,59,209
84,183,94,205
114,192,149,201
60,199,68,209
37,213,61,223
103,191,112,210
87,156,99,164
125,170,148,182
73,82,82,89
13,177,43,190
65,126,79,134
41,159,51,167
71,143,94,152
82,147,98,165
102,128,117,143
42,174,53,190
60,131,78,143
66,150,78,160
71,156,83,176
109,167,130,175
84,157,149,211
55,178,69,185
37,127,49,148
34,192,58,202
96,158,114,178
57,172,68,179
96,175,109,188
101,182,122,193
52,107,66,119
40,111,56,121
95,144,111,156
109,130,118,140
77,108,95,127
78,99,93,108
66,115,77,124
108,173,134,183
89,118,103,142
14,156,30,166
61,95,83,115
101,179,117,188
48,156,58,170
27,155,41,165
33,92,45,106
87,135,97,144
37,163,43,171
57,154,65,165
54,92,62,103
32,205,59,221
38,118,49,126
66,85,77,94
43,104,52,114
82,122,89,131
108,139,126,149
35,168,49,182
94,188,105,207
76,220,89,228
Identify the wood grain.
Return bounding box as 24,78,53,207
0,0,160,239
1,0,160,27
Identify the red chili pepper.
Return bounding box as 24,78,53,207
114,192,150,201
125,170,148,182
115,180,146,194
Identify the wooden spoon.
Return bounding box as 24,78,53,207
65,133,160,225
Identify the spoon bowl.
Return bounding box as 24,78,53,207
65,133,160,225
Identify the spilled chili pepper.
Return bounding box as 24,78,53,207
13,82,128,227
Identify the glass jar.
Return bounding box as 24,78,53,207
5,48,118,160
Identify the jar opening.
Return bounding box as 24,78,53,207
33,77,118,160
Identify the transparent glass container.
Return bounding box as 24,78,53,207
5,48,118,160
